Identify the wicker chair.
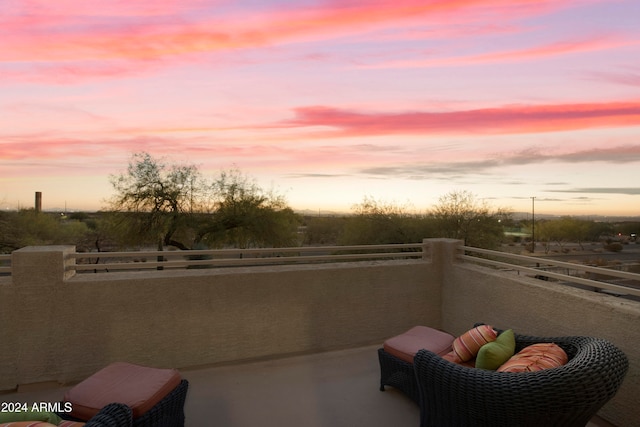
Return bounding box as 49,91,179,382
378,347,421,403
413,332,628,427
132,379,189,427
84,403,132,427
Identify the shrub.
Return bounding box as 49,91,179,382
604,242,623,252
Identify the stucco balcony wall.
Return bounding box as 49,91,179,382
3,246,440,390
1,239,639,426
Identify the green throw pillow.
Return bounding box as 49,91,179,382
476,329,516,370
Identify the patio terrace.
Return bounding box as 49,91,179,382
1,239,639,426
3,345,615,427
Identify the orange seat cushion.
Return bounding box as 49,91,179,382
64,362,181,420
383,326,455,364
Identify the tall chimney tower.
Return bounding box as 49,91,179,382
35,191,42,213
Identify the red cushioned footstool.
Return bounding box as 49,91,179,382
378,326,454,403
63,362,188,427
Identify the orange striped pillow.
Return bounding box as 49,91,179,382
451,325,497,362
498,343,568,372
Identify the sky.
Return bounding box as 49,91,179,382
1,0,639,217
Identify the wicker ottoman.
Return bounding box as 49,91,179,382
63,362,188,427
378,326,454,402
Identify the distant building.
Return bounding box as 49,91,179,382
35,192,42,213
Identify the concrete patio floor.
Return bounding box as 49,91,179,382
2,345,614,426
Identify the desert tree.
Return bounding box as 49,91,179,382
533,217,614,252
429,190,509,249
340,196,429,245
107,153,300,250
107,152,205,250
195,168,301,248
0,209,89,252
303,215,347,245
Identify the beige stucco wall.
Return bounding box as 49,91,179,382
0,277,17,386
2,246,441,391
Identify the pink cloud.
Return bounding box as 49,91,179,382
0,135,276,163
588,68,640,87
0,60,164,84
0,134,374,179
0,137,144,161
283,100,640,136
0,0,570,62
2,0,211,19
0,0,598,86
361,35,636,69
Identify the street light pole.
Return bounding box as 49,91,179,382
531,196,536,253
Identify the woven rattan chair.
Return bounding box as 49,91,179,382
132,379,188,427
413,332,628,427
378,347,421,403
84,403,132,427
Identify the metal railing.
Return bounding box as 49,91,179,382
0,254,10,275
458,245,640,298
4,242,640,300
67,243,427,272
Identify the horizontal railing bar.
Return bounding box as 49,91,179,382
458,254,640,297
0,253,11,275
459,246,640,281
68,243,424,260
71,251,425,271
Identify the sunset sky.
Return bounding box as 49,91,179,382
1,0,639,216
